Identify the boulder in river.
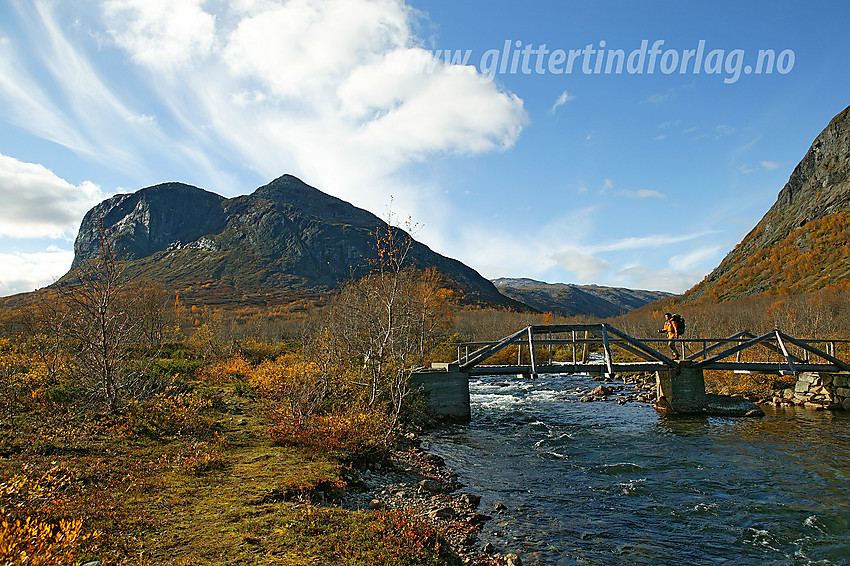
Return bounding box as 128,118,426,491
592,385,613,396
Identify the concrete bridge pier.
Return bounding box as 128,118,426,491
655,362,764,417
409,363,471,422
655,362,706,413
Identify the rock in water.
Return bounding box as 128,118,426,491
592,385,612,396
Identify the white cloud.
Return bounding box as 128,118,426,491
0,1,195,178
620,189,665,199
549,90,575,114
341,50,525,160
643,92,670,104
223,0,411,97
0,153,104,239
0,248,74,296
761,160,782,170
0,0,527,229
0,32,94,155
610,245,722,293
614,265,701,294
551,249,612,281
428,205,717,292
96,0,527,218
739,164,755,174
585,231,715,253
669,245,722,271
102,0,216,68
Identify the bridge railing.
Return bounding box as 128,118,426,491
450,324,850,376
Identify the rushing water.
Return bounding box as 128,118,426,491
422,373,850,565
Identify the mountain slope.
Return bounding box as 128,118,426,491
684,104,850,302
68,175,523,308
492,278,673,318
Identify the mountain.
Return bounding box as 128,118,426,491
68,175,523,308
683,104,850,303
492,278,674,318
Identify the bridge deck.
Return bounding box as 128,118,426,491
450,324,850,377
468,362,843,377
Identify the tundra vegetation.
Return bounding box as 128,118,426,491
2,226,850,563
0,225,471,566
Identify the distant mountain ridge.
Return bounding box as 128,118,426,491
683,104,850,302
69,175,523,308
492,277,674,318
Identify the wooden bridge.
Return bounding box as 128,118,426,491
450,323,850,377
412,324,850,421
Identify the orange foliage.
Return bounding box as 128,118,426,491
0,463,99,565
704,211,850,301
269,411,392,458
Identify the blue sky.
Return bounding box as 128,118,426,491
1,0,849,296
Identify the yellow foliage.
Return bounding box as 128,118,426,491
0,340,73,413
0,463,98,565
0,513,97,565
249,355,323,399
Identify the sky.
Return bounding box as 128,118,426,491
1,0,849,297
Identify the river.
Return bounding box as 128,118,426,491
422,372,850,565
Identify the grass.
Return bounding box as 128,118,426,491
0,376,462,565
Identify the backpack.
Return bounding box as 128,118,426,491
672,313,686,335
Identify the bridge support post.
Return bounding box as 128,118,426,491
655,361,764,417
785,371,850,409
409,363,471,422
655,361,706,413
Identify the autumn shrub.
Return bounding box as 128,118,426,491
269,410,393,460
0,463,98,565
0,338,73,417
231,379,254,398
127,390,218,439
146,358,204,383
198,354,253,385
273,506,461,566
704,369,794,397
366,510,459,565
0,513,98,565
238,339,295,365
250,353,348,413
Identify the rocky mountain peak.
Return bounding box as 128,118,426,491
73,182,226,267
683,104,850,301
773,105,850,221
68,175,521,308
248,175,379,226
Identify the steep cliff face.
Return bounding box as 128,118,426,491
493,278,673,318
69,175,521,308
684,105,850,302
73,183,227,267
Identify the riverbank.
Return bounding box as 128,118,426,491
339,438,522,566
0,377,502,565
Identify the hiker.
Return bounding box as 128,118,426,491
660,312,680,360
